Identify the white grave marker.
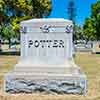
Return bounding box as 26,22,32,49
5,18,87,94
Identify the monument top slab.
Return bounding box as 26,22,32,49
21,18,72,24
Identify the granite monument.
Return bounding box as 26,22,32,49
5,18,87,94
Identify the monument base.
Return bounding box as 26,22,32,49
5,61,87,95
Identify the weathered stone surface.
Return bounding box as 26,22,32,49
5,73,87,94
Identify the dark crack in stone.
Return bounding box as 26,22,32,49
27,82,36,86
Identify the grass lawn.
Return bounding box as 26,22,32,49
0,52,100,100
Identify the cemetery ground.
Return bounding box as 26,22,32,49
0,46,100,99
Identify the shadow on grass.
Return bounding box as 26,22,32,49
0,51,20,56
96,52,100,54
0,51,100,56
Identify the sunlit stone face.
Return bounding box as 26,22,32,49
20,19,73,65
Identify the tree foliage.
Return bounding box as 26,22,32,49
74,25,85,41
0,0,6,23
83,1,100,40
0,0,52,40
31,0,52,18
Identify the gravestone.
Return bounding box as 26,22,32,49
5,18,87,94
75,41,93,52
10,38,17,52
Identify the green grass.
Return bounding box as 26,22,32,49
75,52,100,98
0,52,100,100
0,55,18,89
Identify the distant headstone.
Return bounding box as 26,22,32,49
75,40,93,52
92,41,100,53
9,38,17,53
92,41,96,53
5,18,87,94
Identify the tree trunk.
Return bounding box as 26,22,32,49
0,39,2,51
8,38,11,49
